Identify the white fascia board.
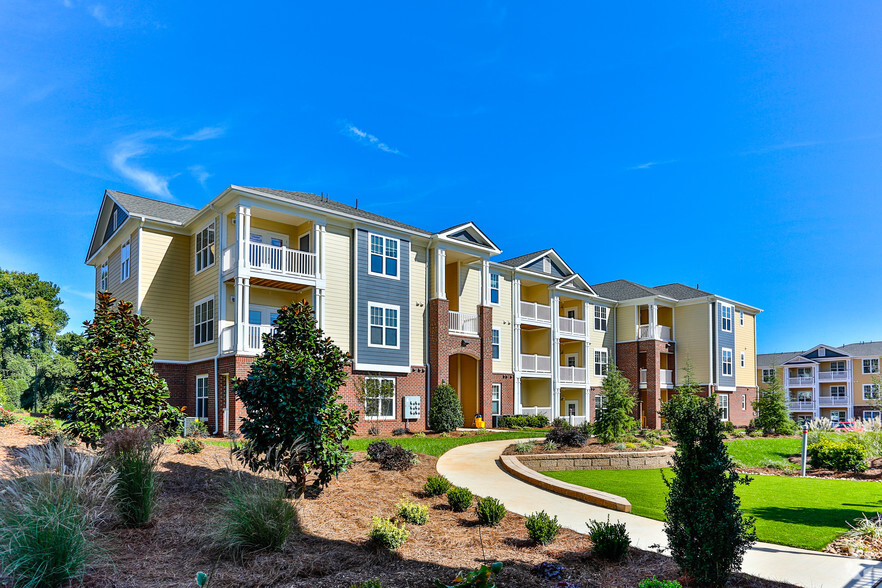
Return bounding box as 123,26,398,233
437,222,502,254
353,362,412,374
85,215,141,266
707,295,763,315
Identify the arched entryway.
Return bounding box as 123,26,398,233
449,353,479,426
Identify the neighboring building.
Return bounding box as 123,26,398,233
85,186,760,432
757,342,882,424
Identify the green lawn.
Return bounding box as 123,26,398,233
544,467,882,550
725,437,802,470
347,431,545,457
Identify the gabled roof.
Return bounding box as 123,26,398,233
652,283,711,300
498,248,574,277
759,341,882,367
554,274,597,296
781,355,817,365
802,344,849,359
590,279,666,302
107,190,199,224
435,222,501,253
756,352,801,368
839,341,882,357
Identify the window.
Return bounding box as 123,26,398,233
864,411,881,420
195,222,215,273
492,328,500,360
99,263,108,291
796,390,812,402
491,383,501,416
719,393,729,421
863,384,880,401
741,394,746,410
364,377,395,419
761,368,775,383
120,240,130,282
369,234,399,278
298,233,310,252
794,367,812,378
720,304,733,332
831,361,846,373
594,306,608,332
194,298,214,346
368,303,399,348
740,309,744,326
195,375,209,420
721,348,733,377
594,394,605,421
831,410,846,423
740,352,745,368
863,359,879,374
594,349,609,376
830,385,846,399
489,273,500,304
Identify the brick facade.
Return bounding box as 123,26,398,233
615,339,673,429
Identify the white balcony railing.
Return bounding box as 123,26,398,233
521,406,553,419
639,368,648,387
449,311,479,336
786,375,815,387
223,242,317,279
637,324,672,340
519,301,552,323
819,396,849,406
786,400,815,411
563,414,589,427
559,316,587,337
661,369,673,386
818,370,851,382
220,324,274,354
521,353,552,373
559,366,588,384
220,325,235,353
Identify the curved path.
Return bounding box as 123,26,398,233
436,439,882,588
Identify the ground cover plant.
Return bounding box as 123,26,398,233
347,430,544,457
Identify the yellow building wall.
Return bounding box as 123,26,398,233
521,378,551,407
139,229,190,361
249,287,305,309
852,358,882,389
458,263,481,315
323,225,352,353
735,311,757,387
674,303,711,383
189,216,221,361
589,303,614,386
522,283,550,305
560,341,584,366
616,303,636,341
560,389,584,415
756,366,784,389
559,299,583,319
521,328,550,356
95,223,139,307
492,271,513,374
410,244,427,366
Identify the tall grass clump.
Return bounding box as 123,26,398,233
214,475,298,556
103,426,162,527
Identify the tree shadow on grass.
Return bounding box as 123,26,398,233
748,505,873,528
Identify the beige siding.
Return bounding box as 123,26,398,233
189,216,221,361
140,229,190,361
409,244,427,366
521,328,550,355
98,226,139,307
250,287,304,309
674,303,711,383
323,225,351,353
492,272,513,373
852,358,882,388
459,264,481,315
521,378,552,408
589,302,614,386
616,303,636,341
735,310,757,387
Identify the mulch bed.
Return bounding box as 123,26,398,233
737,456,882,481
502,439,672,456
0,424,794,587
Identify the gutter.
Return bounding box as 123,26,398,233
208,203,222,435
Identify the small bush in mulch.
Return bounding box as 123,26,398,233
526,510,561,546
475,496,506,526
423,475,451,497
545,425,587,448
366,441,419,471
369,517,409,551
396,496,428,525
177,438,204,454
214,477,298,555
446,486,473,513
587,516,630,562
639,577,683,588
532,560,566,580
0,408,18,426
27,416,59,438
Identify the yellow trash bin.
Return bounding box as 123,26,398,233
474,414,485,428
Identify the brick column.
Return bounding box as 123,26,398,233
644,342,663,429
428,298,450,391
478,305,494,417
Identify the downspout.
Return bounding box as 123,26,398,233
425,242,431,428
209,204,222,434
708,300,715,394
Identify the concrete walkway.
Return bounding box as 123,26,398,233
436,440,882,588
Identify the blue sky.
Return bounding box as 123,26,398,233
2,1,882,353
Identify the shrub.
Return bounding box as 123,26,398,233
546,426,587,447
733,430,746,438
543,439,559,451
514,441,535,453
614,442,626,451
424,475,451,497
586,516,630,561
65,292,182,446
178,437,204,454
27,416,59,437
446,486,473,512
0,407,18,425
846,514,882,538
102,426,161,527
749,430,763,437
434,562,502,588
551,417,571,429
214,476,298,555
807,438,868,472
525,510,561,545
594,364,637,444
625,442,636,449
187,418,209,438
396,496,429,525
367,441,418,471
639,441,652,449
439,432,450,438
350,581,382,588
531,560,565,580
367,440,392,461
723,420,736,435
638,577,683,588
392,427,408,436
369,517,409,550
368,426,380,436
498,414,550,429
413,431,426,438
475,496,506,526
578,421,593,437
429,382,464,433
532,414,550,428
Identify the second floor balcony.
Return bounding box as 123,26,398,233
559,365,588,385
639,368,674,388
223,241,318,281
638,324,673,341
449,310,480,336
786,399,815,411
559,316,587,338
818,369,851,382
818,395,849,406
785,374,814,387
519,301,551,324
521,353,552,374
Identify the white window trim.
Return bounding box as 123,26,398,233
594,348,609,377
741,394,746,410
719,393,729,421
193,295,215,347
593,305,609,332
489,272,500,306
120,240,131,282
99,263,108,291
864,410,882,420
830,385,846,398
863,358,880,375
364,376,396,420
367,302,401,349
740,352,745,368
367,232,401,280
491,383,501,416
720,303,733,332
491,328,500,360
195,374,209,421
195,222,216,275
863,383,880,401
761,368,774,383
721,347,733,377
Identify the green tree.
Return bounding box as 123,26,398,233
594,363,636,443
0,269,68,357
65,291,181,445
20,350,76,413
659,362,756,587
752,366,796,434
235,300,358,496
428,382,464,433
55,332,86,358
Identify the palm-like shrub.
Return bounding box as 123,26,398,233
214,476,298,555
429,382,464,433
103,426,161,527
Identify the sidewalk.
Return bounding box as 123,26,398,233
436,439,882,588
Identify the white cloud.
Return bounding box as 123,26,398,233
341,122,402,155
188,165,212,187
62,0,74,8
181,126,226,141
110,133,172,199
627,159,676,171
89,4,120,27
62,286,95,300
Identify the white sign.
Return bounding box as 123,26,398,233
403,396,421,420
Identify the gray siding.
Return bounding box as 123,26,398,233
717,302,736,388
355,229,410,367
524,256,567,277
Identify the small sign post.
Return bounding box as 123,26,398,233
801,423,809,477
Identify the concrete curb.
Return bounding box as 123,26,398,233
498,454,632,512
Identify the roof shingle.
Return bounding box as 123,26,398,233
107,190,199,225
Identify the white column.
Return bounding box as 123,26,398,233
651,304,658,334
314,222,326,280
513,278,521,324
435,248,447,299
515,376,522,414
480,259,490,306
234,277,244,352
236,206,247,273
239,278,250,352
514,324,522,372
315,288,326,329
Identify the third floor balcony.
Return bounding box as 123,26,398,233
223,241,318,282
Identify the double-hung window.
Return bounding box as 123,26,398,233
761,368,775,383
120,240,130,282
863,359,879,374
594,348,609,377
195,375,209,420
194,298,214,346
830,385,846,399
594,394,605,421
720,304,733,332
719,394,729,421
99,263,108,291
489,273,500,304
491,383,501,415
864,410,882,420
368,303,399,348
864,384,880,401
594,306,608,332
195,222,215,273
740,352,745,368
721,348,733,377
364,377,395,419
492,328,500,359
369,234,399,278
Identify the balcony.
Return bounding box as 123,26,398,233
519,301,551,324
521,406,552,419
818,370,851,382
785,375,814,387
559,366,588,385
559,316,587,338
222,242,317,280
449,311,479,336
819,396,849,406
786,400,815,411
521,353,552,374
220,324,275,354
638,324,672,341
638,368,674,388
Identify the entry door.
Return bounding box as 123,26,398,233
565,354,578,367
566,401,578,416
566,309,577,319
250,231,287,271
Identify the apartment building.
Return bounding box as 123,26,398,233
86,186,759,432
757,342,882,424
590,281,760,428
